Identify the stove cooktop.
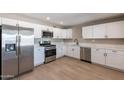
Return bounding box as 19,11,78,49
39,44,56,47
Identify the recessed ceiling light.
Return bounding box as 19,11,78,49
60,21,63,25
46,17,50,20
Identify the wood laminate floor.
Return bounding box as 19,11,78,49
17,57,124,80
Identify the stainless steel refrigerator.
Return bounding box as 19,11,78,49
1,24,34,80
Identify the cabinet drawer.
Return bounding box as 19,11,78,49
107,49,124,55
92,48,105,52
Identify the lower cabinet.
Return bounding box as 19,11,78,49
66,46,80,59
56,45,80,59
106,50,124,70
56,45,65,58
91,48,106,65
91,48,124,71
34,46,45,66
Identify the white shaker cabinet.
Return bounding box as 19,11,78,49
34,24,42,38
93,24,107,38
61,29,66,39
56,45,65,58
106,50,124,70
66,46,73,57
18,21,34,28
34,46,45,66
73,46,80,59
41,25,48,31
106,21,124,38
91,48,106,65
66,29,72,39
53,28,61,38
2,17,18,26
66,46,80,59
82,26,93,39
53,28,72,39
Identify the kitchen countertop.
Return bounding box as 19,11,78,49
64,43,124,51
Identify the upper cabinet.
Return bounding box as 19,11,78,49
106,21,124,38
66,29,72,39
18,21,34,28
34,24,42,38
0,17,73,39
93,24,107,38
82,20,124,39
1,17,18,26
53,28,61,38
82,26,93,39
53,28,72,39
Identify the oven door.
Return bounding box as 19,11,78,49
45,49,56,57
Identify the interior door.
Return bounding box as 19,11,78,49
19,27,34,74
2,25,18,79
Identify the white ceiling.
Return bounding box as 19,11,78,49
20,13,123,27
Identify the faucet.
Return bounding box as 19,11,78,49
74,38,79,45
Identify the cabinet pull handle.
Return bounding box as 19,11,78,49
104,53,106,56
104,53,107,56
96,49,99,51
105,35,108,38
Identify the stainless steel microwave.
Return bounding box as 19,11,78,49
42,31,53,38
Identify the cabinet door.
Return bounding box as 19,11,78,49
19,21,34,28
56,45,63,58
106,50,124,70
2,17,18,26
64,45,68,56
66,29,72,39
53,28,60,38
56,45,61,58
58,29,63,38
107,21,124,38
41,25,47,31
93,24,107,38
82,26,93,39
61,45,65,56
34,47,45,66
34,24,42,38
73,47,80,59
91,48,106,65
61,29,66,39
66,46,73,57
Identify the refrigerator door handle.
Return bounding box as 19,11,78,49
18,35,21,55
16,35,18,56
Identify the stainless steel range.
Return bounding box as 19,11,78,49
40,44,56,63
45,45,56,63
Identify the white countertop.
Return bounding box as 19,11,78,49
64,43,124,51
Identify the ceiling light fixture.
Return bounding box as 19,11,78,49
60,21,63,25
46,17,50,20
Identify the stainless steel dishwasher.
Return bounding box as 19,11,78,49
80,47,91,63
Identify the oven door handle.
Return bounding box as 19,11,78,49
45,49,56,51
